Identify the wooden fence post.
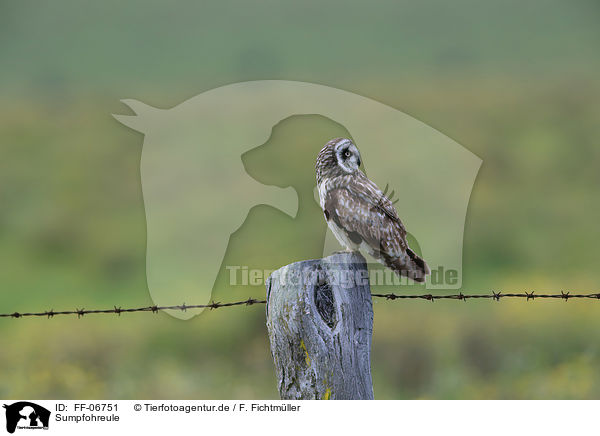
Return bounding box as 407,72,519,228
265,251,374,400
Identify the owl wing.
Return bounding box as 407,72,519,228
324,172,429,282
324,178,408,258
348,172,406,229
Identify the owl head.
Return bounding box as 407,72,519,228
316,138,362,184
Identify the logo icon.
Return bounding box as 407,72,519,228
3,402,50,434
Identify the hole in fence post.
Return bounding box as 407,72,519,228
314,267,336,329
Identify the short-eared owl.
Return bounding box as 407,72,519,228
316,138,430,282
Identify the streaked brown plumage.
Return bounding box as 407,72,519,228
316,138,430,282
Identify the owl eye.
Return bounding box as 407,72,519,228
343,149,351,159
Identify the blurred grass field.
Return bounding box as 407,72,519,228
1,0,599,399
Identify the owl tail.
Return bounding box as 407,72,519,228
386,248,430,283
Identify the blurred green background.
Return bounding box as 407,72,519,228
1,0,600,399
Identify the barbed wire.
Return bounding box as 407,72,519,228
371,291,600,301
1,291,599,319
0,299,266,319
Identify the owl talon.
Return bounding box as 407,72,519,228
331,249,359,255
